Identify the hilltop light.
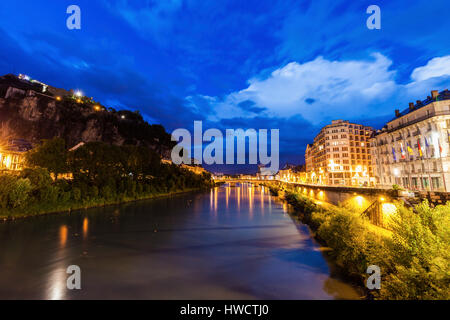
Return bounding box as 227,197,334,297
94,105,101,111
74,90,83,98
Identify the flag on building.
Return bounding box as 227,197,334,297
407,142,414,156
400,143,406,159
424,137,430,157
392,147,397,161
417,139,423,157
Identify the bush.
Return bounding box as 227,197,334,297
72,187,82,202
8,178,32,208
380,201,450,299
284,189,449,300
0,175,17,209
316,205,385,275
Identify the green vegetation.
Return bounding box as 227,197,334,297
268,185,280,196
391,184,403,191
283,190,450,300
0,137,213,219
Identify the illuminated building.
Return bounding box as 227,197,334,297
1,74,70,99
370,90,450,192
305,120,375,186
0,139,32,171
277,164,306,183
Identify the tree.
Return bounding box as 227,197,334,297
26,137,68,179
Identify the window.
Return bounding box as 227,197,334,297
431,177,441,190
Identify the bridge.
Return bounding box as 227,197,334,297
214,177,449,228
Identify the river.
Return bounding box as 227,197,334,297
0,183,361,299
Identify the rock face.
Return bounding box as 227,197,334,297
0,90,174,158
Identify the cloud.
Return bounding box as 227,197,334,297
104,0,183,41
411,55,450,82
196,53,398,124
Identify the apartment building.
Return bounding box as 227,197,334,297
304,120,375,186
370,90,450,192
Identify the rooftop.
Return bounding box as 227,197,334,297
390,89,450,121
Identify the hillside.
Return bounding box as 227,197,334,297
0,74,175,157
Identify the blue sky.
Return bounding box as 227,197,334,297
0,0,449,172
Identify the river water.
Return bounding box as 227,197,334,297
0,183,361,299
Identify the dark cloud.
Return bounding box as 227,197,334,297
237,100,266,113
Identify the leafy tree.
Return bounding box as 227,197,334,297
26,137,68,179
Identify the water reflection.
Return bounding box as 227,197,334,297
82,217,89,239
0,183,361,300
59,225,68,248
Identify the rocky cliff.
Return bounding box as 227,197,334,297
0,75,175,158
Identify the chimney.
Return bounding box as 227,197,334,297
395,109,400,117
431,90,439,99
409,102,415,111
416,100,422,106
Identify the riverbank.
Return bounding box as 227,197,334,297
267,185,449,300
0,137,217,221
0,186,212,221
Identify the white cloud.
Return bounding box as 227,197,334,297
201,53,398,124
411,55,450,82
190,53,450,126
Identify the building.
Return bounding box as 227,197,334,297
0,74,70,100
277,164,306,183
305,120,375,186
370,90,450,192
0,139,33,171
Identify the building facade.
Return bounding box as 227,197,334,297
370,90,450,192
0,139,33,171
305,120,375,186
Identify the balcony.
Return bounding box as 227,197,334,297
386,110,450,133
